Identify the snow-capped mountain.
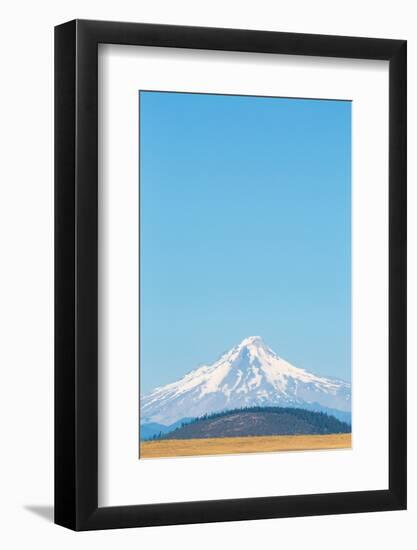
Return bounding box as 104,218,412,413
141,336,351,426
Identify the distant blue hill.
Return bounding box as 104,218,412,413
140,418,192,441
301,402,351,425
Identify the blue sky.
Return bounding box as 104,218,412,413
140,91,351,393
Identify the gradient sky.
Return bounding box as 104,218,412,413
139,91,351,393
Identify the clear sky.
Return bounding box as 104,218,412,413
140,91,351,393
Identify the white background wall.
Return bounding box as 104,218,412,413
0,1,414,548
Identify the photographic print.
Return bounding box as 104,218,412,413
139,91,351,459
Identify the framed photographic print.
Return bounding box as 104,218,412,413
55,20,407,530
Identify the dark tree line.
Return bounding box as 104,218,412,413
151,406,351,440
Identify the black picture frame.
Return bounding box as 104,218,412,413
55,19,407,531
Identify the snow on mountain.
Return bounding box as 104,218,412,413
141,336,351,425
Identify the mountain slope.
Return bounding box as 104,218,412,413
141,336,351,425
157,407,351,440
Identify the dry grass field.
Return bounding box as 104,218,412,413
140,433,351,459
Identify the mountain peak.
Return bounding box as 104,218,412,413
239,335,263,346
236,335,272,357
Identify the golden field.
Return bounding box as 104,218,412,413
140,433,351,459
